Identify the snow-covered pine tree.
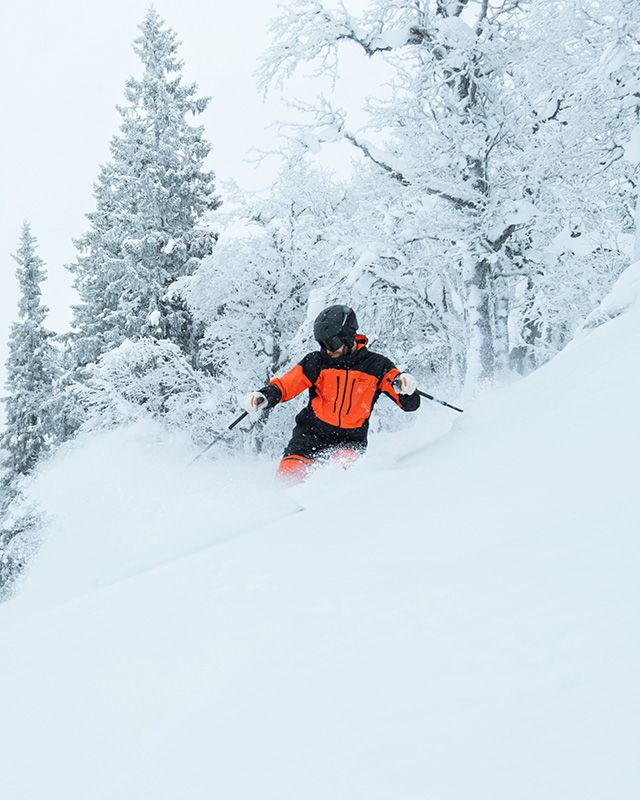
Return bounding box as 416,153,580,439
68,8,220,369
1,223,55,478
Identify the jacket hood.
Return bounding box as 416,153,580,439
353,333,368,350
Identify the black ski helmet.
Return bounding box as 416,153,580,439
313,305,358,351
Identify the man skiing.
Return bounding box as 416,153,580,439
244,305,420,483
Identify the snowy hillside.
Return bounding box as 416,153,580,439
1,265,639,800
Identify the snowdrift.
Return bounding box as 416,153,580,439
0,264,639,800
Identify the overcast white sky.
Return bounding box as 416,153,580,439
0,0,378,422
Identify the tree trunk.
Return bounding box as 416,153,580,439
634,198,640,263
512,279,543,374
492,290,510,374
466,258,494,383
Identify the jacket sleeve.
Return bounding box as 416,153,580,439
379,366,421,412
259,353,318,407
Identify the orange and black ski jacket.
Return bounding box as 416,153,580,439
259,334,420,444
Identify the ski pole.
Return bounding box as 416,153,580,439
187,411,251,467
417,389,464,413
228,410,249,430
392,378,463,413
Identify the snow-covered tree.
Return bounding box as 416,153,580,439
258,0,638,384
68,8,220,368
0,482,41,601
180,153,346,452
1,223,55,478
599,0,640,263
69,338,221,447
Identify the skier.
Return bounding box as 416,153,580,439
244,305,420,483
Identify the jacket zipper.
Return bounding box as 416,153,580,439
334,376,341,414
346,377,356,417
337,367,350,426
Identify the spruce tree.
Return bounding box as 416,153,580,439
1,223,55,477
69,8,220,368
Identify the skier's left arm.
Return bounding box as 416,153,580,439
380,366,420,411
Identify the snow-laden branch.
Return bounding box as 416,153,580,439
342,131,478,209
257,0,429,94
488,224,519,252
272,96,480,210
341,131,410,186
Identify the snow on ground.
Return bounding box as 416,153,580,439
5,424,299,614
0,267,639,799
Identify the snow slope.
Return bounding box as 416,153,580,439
1,265,639,800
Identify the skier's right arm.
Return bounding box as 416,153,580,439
257,353,319,408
